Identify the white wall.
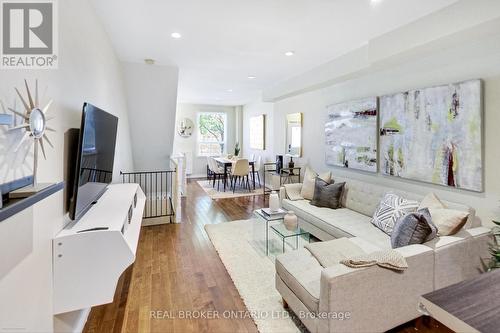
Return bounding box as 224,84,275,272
242,101,275,185
123,62,179,171
173,104,237,177
0,0,135,331
266,7,500,226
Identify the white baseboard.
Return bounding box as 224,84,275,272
187,174,207,179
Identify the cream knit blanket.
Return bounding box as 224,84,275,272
304,238,408,272
305,238,365,268
340,250,408,272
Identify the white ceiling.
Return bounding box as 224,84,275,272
91,0,459,106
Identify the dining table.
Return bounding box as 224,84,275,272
213,157,255,192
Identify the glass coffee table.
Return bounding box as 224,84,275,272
252,209,311,258
253,209,285,256
270,223,311,254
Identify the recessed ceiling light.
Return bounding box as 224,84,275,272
247,76,256,79
171,32,182,39
226,89,233,92
285,51,295,57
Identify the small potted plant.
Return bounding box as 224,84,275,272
234,142,241,157
481,220,500,272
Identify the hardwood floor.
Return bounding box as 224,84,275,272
84,179,452,333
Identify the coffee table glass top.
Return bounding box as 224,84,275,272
270,223,309,238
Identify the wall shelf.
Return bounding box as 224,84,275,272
53,183,145,314
0,182,64,223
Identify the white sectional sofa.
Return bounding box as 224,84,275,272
277,179,491,333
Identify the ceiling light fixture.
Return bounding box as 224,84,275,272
144,58,155,65
285,51,295,57
171,32,182,39
226,89,233,92
247,76,256,79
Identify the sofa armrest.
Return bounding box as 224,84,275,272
427,227,492,290
318,245,434,333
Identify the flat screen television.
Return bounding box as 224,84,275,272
69,103,118,221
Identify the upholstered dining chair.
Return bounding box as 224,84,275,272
208,157,225,191
230,159,250,193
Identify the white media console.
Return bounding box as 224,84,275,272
53,183,145,314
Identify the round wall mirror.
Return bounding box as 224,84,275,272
29,108,46,139
177,118,194,137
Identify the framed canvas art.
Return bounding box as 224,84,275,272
249,114,265,150
325,97,378,172
379,79,483,192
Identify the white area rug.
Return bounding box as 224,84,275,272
197,180,262,199
205,219,301,333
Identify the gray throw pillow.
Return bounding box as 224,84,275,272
310,178,345,209
391,208,438,249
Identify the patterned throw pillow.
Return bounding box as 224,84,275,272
391,208,438,249
371,193,419,235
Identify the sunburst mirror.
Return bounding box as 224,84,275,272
6,79,55,192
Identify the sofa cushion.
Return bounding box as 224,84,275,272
371,193,419,235
282,199,392,249
301,167,331,200
275,249,322,313
311,179,345,209
391,208,437,249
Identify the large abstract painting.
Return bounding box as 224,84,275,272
325,97,378,172
379,79,483,192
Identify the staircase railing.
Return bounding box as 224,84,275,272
120,170,175,223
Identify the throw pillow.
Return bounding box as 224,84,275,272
391,208,438,249
371,193,419,235
301,167,332,200
283,184,303,201
419,192,469,235
418,193,446,210
431,209,469,236
310,178,345,209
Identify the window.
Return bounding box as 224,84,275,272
197,112,227,156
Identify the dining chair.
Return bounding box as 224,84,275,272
249,155,262,188
230,159,250,193
206,156,213,180
209,157,225,191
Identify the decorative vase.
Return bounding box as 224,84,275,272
284,211,298,231
288,157,295,175
269,191,280,212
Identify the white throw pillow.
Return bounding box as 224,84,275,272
300,167,331,201
284,184,303,201
418,193,446,210
419,193,469,236
371,193,419,235
431,209,469,236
